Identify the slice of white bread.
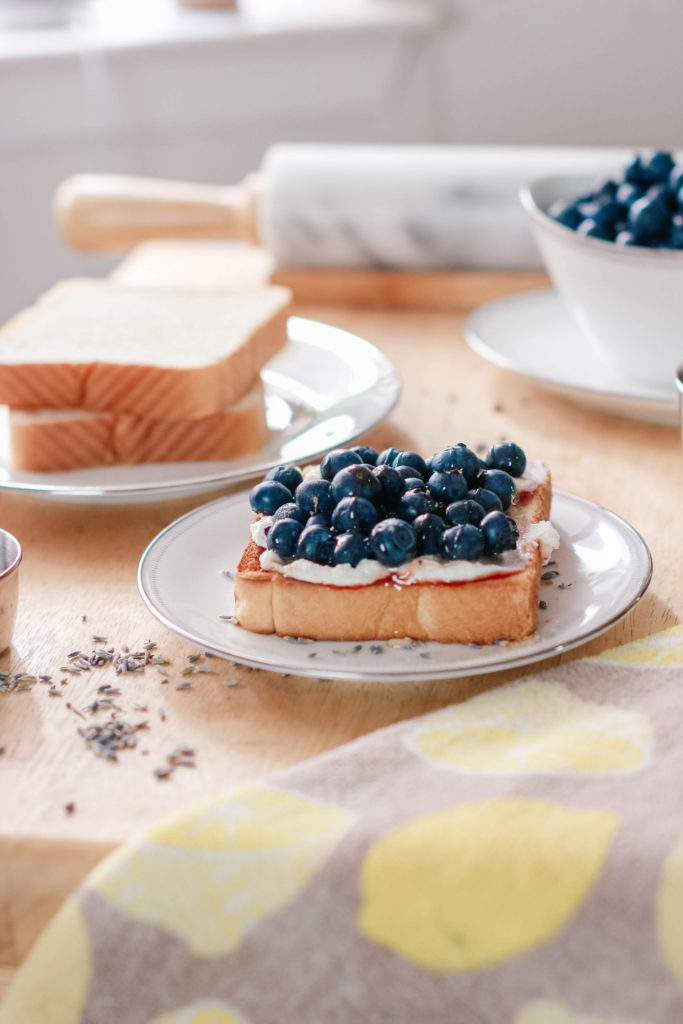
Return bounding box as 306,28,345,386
9,379,268,471
234,472,554,645
0,278,291,419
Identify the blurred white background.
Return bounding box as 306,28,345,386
1,0,682,322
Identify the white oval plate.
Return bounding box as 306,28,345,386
0,317,400,503
464,288,678,425
137,489,652,682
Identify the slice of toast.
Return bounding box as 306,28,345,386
0,278,291,419
234,470,554,645
9,379,267,471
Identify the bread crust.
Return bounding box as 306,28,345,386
234,473,553,645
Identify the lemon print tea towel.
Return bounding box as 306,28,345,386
4,625,683,1024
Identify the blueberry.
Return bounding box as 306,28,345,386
431,444,481,486
615,181,642,207
548,199,582,229
272,501,307,525
467,487,503,514
403,476,427,492
397,488,437,522
372,464,405,507
577,218,612,240
669,164,683,192
481,511,519,555
427,469,468,505
369,518,417,567
441,523,486,561
249,480,293,515
615,230,638,247
265,518,303,560
480,469,516,510
332,531,368,567
308,512,331,528
331,464,382,504
445,499,485,526
395,464,421,482
670,213,683,249
295,524,335,564
628,194,670,244
576,199,601,220
320,448,362,480
393,450,428,479
331,495,378,534
624,155,645,186
485,442,527,477
640,149,675,184
592,199,623,227
595,178,618,200
413,513,446,556
264,464,303,493
646,182,677,210
350,445,379,465
294,478,335,515
376,447,402,466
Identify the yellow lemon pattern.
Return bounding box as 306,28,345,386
0,899,91,1024
358,797,619,972
592,623,683,666
90,783,352,958
515,1000,650,1024
148,1001,246,1024
412,680,652,775
656,833,683,980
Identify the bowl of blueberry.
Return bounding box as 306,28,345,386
520,149,683,392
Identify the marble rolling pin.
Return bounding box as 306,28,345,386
55,143,631,269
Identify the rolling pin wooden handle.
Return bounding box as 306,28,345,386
53,173,262,252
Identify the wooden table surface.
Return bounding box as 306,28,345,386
1,242,681,987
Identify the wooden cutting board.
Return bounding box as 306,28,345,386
1,243,679,989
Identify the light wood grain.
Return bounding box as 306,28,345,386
1,244,680,985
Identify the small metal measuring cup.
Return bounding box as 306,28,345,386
0,529,21,654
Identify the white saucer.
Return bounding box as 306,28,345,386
464,288,678,425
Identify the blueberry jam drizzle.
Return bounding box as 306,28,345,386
249,444,527,567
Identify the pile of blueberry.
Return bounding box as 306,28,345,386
548,149,683,248
248,442,527,568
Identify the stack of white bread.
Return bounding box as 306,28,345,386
0,278,292,472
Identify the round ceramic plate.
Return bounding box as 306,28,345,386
137,489,652,682
464,289,678,425
0,317,400,503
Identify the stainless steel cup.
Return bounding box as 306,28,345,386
0,529,21,653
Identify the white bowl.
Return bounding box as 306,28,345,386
520,173,683,393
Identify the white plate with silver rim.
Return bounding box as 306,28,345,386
0,317,400,504
137,489,652,682
464,288,678,425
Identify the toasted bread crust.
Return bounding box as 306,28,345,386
234,473,553,645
